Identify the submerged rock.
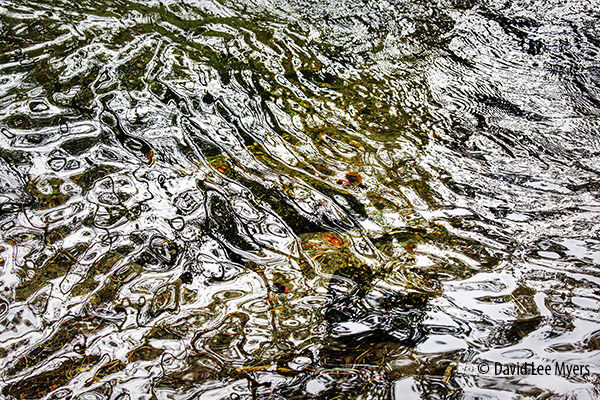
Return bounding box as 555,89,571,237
298,231,433,346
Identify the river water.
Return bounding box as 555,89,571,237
0,0,599,398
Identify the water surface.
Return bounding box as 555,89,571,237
0,0,599,398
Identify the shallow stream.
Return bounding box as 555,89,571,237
0,0,599,398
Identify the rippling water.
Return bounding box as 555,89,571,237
0,0,599,398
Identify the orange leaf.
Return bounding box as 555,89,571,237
323,233,343,246
145,149,155,165
345,173,361,185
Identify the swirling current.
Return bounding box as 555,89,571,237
0,0,599,398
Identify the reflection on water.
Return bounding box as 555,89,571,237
0,0,599,398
